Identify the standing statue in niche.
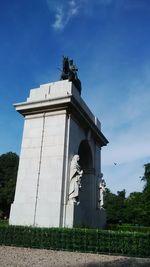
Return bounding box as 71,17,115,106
60,56,82,95
68,155,83,204
98,174,106,209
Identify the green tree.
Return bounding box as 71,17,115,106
142,163,150,189
104,164,150,226
116,190,126,223
141,163,150,225
104,188,117,224
125,192,146,225
104,189,126,224
0,152,19,218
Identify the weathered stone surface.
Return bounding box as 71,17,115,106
9,80,108,228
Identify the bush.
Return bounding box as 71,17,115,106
0,225,149,257
0,219,8,226
107,224,150,233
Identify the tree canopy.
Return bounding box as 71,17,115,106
104,163,150,226
0,152,19,218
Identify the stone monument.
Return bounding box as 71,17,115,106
9,57,108,228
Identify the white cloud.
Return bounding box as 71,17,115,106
47,0,80,30
69,0,79,16
103,86,150,164
46,0,146,30
100,67,150,194
52,7,64,30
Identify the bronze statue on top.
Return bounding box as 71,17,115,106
60,56,82,95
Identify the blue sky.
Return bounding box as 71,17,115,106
1,0,150,195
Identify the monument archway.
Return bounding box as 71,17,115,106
78,140,93,170
74,140,95,227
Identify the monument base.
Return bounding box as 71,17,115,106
64,201,106,229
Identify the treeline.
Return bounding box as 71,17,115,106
0,152,150,227
104,163,150,226
0,152,19,218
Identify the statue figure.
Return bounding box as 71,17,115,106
61,56,70,80
60,56,82,94
68,155,83,204
98,174,106,209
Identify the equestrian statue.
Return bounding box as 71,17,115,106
60,56,82,95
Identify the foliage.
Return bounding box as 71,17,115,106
0,225,149,257
107,224,150,233
142,163,150,189
0,219,8,226
104,163,150,226
0,152,19,218
141,163,150,225
125,192,146,225
104,189,126,224
104,189,149,226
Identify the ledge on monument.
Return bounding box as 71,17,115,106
14,80,102,133
27,80,80,102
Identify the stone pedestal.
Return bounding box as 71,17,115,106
9,80,108,228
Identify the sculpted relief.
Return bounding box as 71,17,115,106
68,155,83,204
98,174,106,209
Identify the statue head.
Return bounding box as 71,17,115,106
73,154,80,162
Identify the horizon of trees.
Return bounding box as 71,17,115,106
104,163,150,226
0,152,19,218
0,151,150,226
